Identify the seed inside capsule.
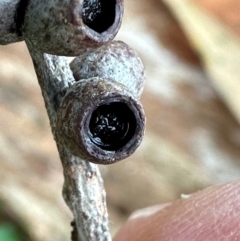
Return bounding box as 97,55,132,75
82,0,116,33
89,102,136,151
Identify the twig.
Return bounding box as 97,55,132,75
26,45,112,241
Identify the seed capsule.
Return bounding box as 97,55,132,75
70,41,145,98
22,0,123,56
56,78,145,164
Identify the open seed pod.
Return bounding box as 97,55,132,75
56,78,146,164
70,41,145,98
22,0,123,56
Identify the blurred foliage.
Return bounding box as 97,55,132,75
0,202,32,241
0,223,24,241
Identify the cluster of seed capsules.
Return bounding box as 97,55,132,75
0,0,146,164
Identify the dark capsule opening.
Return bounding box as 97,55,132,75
15,0,30,36
88,102,137,151
82,0,116,33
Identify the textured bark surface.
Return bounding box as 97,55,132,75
1,0,240,240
